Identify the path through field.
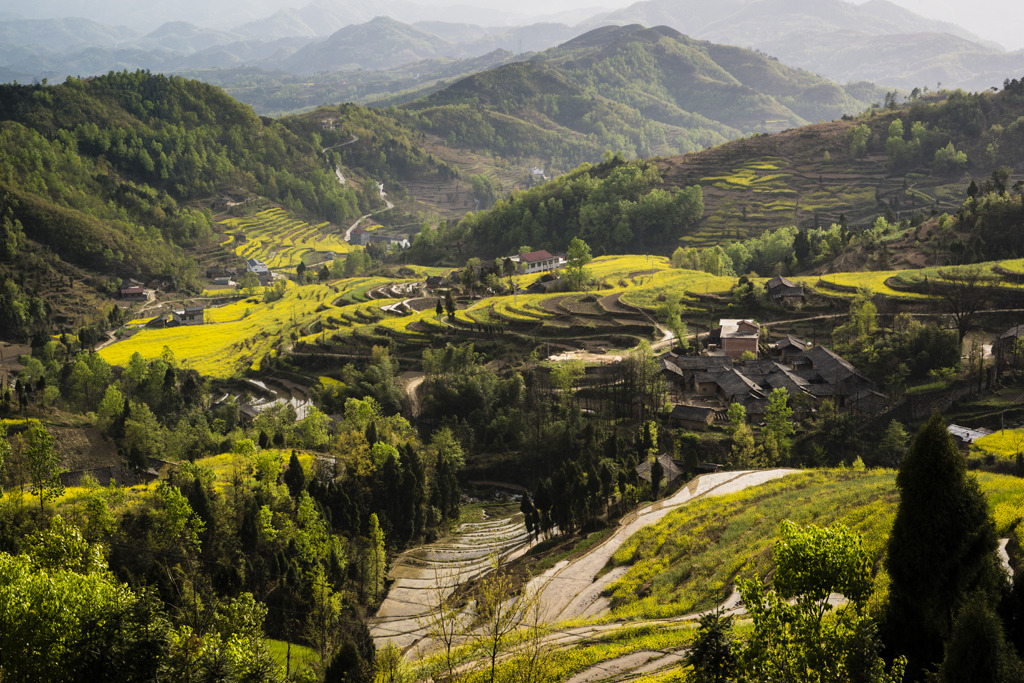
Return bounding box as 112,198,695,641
372,468,798,661
530,469,798,624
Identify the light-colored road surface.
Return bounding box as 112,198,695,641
530,469,798,624
372,468,798,660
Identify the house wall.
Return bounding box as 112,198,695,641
721,337,758,359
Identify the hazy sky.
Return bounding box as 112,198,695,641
499,0,1024,50
3,0,1023,50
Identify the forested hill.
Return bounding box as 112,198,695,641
461,79,1024,260
398,24,885,168
0,71,407,341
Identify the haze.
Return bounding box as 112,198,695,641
3,0,1023,50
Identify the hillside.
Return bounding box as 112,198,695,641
0,72,447,340
399,24,884,169
457,81,1024,257
593,0,1024,91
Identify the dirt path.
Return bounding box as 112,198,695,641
530,469,798,624
399,371,425,417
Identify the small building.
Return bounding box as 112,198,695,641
996,324,1024,368
119,286,147,300
349,228,371,246
669,404,716,430
947,424,993,450
516,250,562,274
766,275,804,304
173,306,206,325
426,275,445,288
246,258,270,275
718,319,760,360
773,335,809,364
636,453,685,487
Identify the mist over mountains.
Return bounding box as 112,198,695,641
1,0,1023,115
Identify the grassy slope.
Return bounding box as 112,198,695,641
603,469,1024,622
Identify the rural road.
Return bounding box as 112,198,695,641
529,468,798,624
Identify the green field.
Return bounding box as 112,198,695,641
602,469,1024,622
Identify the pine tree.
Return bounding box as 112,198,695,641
885,412,1003,674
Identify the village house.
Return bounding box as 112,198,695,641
766,275,805,304
349,228,371,246
636,453,686,487
711,319,760,360
246,258,270,275
660,338,885,422
668,404,717,430
119,286,147,301
515,250,564,275
996,324,1024,369
173,306,206,326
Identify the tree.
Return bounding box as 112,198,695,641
687,609,738,683
475,556,536,683
364,513,386,603
283,451,306,498
763,388,795,463
885,412,1003,675
934,266,992,345
736,521,904,683
25,423,64,513
444,289,456,321
650,456,664,498
939,593,1022,683
564,237,592,291
238,271,260,296
0,425,9,495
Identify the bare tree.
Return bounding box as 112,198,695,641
421,564,470,682
474,556,536,683
933,266,993,345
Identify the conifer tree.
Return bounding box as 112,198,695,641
885,412,1003,674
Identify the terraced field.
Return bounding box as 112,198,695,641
100,277,407,377
221,208,353,275
371,508,532,652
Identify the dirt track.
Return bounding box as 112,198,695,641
529,469,798,624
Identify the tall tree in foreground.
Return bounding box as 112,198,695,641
884,412,1004,676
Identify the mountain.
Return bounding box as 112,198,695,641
399,24,884,168
281,16,454,72
0,17,138,53
133,21,240,54
588,0,1020,91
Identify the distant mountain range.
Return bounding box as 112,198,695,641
389,24,886,167
2,0,1023,109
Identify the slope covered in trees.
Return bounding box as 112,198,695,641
399,24,884,168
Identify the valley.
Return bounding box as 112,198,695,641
1,10,1024,680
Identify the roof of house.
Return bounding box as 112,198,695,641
720,319,759,338
120,286,144,294
636,453,685,484
775,335,809,352
520,249,555,263
1000,324,1024,340
670,404,716,422
184,306,205,315
947,424,993,443
715,368,766,400
767,274,798,288
803,345,864,381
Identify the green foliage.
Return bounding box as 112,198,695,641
25,422,64,512
463,159,703,254
564,237,592,290
885,413,1004,674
